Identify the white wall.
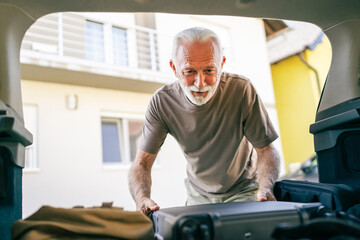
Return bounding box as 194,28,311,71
22,13,284,218
21,80,188,217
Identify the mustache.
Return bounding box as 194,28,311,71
186,85,213,92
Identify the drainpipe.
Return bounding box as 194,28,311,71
297,52,321,95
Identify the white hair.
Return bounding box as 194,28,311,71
171,27,224,66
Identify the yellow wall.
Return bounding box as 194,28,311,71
271,36,331,172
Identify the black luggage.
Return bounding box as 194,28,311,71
274,180,360,211
151,201,323,240
272,216,360,240
310,111,360,189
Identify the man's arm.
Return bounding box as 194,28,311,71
128,150,160,215
255,143,280,201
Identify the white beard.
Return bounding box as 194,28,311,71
179,74,221,106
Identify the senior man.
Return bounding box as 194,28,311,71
129,27,280,215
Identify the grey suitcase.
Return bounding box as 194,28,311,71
151,201,323,240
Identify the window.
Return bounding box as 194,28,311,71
23,104,38,170
128,120,143,161
101,117,143,165
112,26,128,66
85,20,129,66
85,20,105,62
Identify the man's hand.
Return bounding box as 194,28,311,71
137,197,160,215
257,188,276,201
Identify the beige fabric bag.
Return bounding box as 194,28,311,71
11,203,154,240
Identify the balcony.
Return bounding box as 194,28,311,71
20,13,169,93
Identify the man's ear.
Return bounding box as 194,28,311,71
169,60,177,76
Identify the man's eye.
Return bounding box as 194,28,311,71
205,69,214,74
184,70,195,75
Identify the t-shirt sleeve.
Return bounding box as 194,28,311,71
242,81,278,148
139,94,168,154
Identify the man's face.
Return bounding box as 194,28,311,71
170,39,226,106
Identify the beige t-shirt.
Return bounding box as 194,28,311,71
139,72,278,197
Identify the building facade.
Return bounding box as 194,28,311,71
21,12,282,217
267,21,331,173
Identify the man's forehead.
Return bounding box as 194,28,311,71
177,55,218,67
179,39,218,51
181,62,217,69
177,41,220,61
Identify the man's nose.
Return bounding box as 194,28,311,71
194,72,206,89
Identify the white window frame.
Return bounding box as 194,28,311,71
23,104,39,172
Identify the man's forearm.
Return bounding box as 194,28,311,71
256,144,280,195
128,150,159,213
128,160,152,203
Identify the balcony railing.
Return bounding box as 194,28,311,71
21,13,165,83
